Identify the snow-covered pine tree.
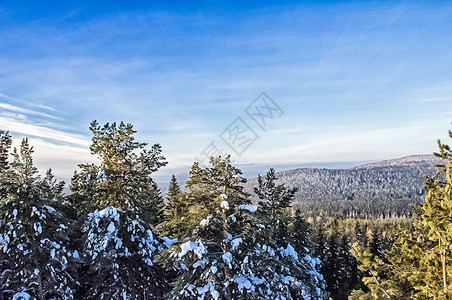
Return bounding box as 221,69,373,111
252,168,327,299
0,137,77,300
81,206,168,299
163,156,254,299
70,121,170,299
165,157,326,299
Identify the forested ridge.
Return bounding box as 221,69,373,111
0,122,451,299
245,155,440,218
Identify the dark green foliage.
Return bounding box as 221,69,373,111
70,120,167,218
167,174,181,199
290,209,312,256
0,137,77,299
254,168,297,246
0,131,11,172
157,174,190,239
0,131,12,199
310,217,403,299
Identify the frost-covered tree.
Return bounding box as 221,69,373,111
80,206,168,299
253,169,327,299
0,137,77,300
163,156,252,299
165,157,326,299
70,121,170,299
0,131,12,200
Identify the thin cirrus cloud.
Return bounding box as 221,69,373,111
1,116,90,148
0,92,91,165
0,1,451,182
0,93,94,180
0,102,62,120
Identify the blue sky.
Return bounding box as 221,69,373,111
0,1,451,181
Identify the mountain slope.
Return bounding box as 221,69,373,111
245,155,442,218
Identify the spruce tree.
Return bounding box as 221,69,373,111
167,174,181,199
0,131,12,200
0,137,77,299
254,168,296,246
323,230,340,297
253,169,326,299
157,174,190,239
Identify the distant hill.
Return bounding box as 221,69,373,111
245,155,443,218
352,154,440,169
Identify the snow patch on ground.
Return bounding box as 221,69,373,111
231,237,243,250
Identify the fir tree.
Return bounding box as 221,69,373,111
0,138,77,299
157,174,190,239
290,209,312,257
349,243,394,300
254,168,296,246
253,169,326,299
0,131,12,200
167,174,181,199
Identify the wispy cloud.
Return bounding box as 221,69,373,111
29,103,58,112
0,93,58,112
1,116,90,148
0,102,62,120
10,137,95,181
0,1,451,180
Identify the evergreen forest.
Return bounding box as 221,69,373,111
0,121,451,299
